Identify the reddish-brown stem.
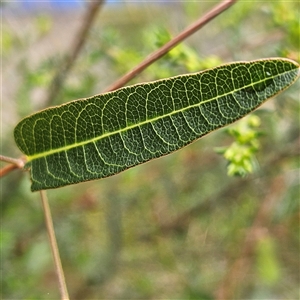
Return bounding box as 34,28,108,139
104,0,237,92
0,164,19,177
0,154,26,177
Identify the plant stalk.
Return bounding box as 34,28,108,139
40,190,70,300
0,154,25,168
104,0,237,92
45,0,105,106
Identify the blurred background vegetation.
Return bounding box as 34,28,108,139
1,1,299,299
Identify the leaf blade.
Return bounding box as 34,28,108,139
14,58,300,191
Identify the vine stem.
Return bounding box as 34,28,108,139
40,190,70,300
104,0,237,92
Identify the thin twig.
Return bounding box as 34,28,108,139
0,154,25,168
0,164,19,177
45,0,105,106
104,0,237,92
40,190,70,300
0,155,25,177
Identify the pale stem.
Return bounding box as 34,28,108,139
40,190,70,300
0,154,25,168
104,0,237,92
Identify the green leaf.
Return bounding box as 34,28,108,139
14,58,299,191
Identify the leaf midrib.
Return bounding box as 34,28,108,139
26,71,288,162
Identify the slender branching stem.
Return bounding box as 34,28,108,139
0,155,26,177
40,190,70,300
0,154,25,168
104,0,237,92
0,164,19,177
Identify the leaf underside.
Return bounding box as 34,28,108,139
14,58,299,191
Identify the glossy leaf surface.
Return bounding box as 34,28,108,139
14,58,300,191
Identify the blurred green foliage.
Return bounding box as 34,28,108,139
1,1,299,299
215,115,262,177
